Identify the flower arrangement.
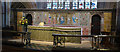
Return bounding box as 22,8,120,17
19,17,28,26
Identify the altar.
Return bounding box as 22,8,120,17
28,25,82,43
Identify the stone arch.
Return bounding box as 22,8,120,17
89,11,104,35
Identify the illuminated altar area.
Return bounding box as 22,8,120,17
14,0,114,43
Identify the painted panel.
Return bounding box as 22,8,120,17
43,12,49,24
17,12,23,31
72,13,79,25
67,13,72,25
104,13,112,32
48,13,52,24
79,12,90,26
56,13,60,25
33,12,43,25
60,13,66,25
52,13,57,25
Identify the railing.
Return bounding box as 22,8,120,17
52,34,118,50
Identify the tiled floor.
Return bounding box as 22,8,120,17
30,40,92,48
4,38,118,51
8,39,92,50
24,43,52,50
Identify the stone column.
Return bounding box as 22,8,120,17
6,0,11,26
116,1,120,47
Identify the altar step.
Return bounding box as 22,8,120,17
13,36,21,39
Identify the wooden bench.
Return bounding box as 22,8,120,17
52,34,117,50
